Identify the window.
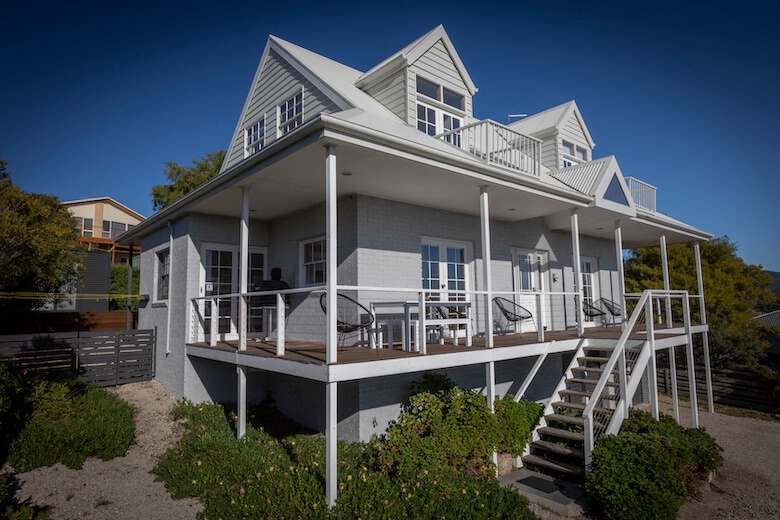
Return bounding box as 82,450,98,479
102,221,111,238
301,237,326,285
245,118,265,156
112,221,127,239
562,140,589,165
562,140,575,156
415,75,464,141
81,218,93,237
157,249,170,301
576,146,588,161
279,90,303,135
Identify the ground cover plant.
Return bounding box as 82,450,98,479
584,409,723,520
0,360,135,472
154,374,542,519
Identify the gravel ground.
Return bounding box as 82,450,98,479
4,380,202,519
4,382,778,519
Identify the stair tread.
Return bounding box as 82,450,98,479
553,401,615,416
531,439,585,459
578,355,610,363
567,377,619,387
547,413,607,430
522,453,584,476
571,366,606,374
537,426,584,442
558,389,620,401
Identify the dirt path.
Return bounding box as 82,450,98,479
5,380,202,519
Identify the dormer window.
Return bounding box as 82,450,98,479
562,140,589,167
278,89,303,135
415,76,464,143
245,118,265,157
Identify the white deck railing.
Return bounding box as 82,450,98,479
436,119,542,177
625,176,657,212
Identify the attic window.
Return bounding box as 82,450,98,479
562,140,575,156
416,76,465,111
245,119,265,156
576,146,588,161
279,90,303,135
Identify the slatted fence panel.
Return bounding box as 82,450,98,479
0,329,155,387
658,367,780,413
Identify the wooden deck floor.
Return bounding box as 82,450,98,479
188,326,638,366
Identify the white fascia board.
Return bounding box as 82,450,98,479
631,211,713,242
319,114,592,206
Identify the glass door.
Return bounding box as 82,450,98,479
421,240,469,335
202,245,266,342
512,249,548,333
580,257,599,326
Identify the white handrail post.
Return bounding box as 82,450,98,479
209,296,217,347
619,348,628,418
614,219,626,329
660,236,672,327
418,291,427,355
276,292,285,356
584,415,593,469
536,292,544,342
646,295,659,420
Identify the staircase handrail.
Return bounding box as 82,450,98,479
582,289,690,467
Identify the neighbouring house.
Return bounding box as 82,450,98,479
119,25,714,504
755,309,780,369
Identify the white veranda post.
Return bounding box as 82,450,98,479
571,210,584,335
480,186,493,347
324,144,338,507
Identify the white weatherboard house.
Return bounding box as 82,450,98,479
121,26,714,505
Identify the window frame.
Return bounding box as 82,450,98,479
156,248,171,302
278,88,304,136
299,236,327,287
245,117,266,157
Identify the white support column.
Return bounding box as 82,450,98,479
660,235,672,327
479,186,494,348
614,220,626,329
325,145,338,365
239,187,249,352
669,346,680,423
325,381,338,507
694,242,714,412
237,188,249,440
275,292,286,356
683,295,699,428
571,210,584,336
237,366,247,439
646,296,659,420
485,360,498,472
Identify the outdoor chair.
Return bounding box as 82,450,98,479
493,297,536,333
319,292,375,347
597,298,622,325
429,304,472,345
582,301,607,320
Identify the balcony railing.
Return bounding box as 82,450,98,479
436,120,542,177
625,176,657,212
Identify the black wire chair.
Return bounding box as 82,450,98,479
598,298,622,317
319,292,374,346
582,301,607,320
493,297,535,332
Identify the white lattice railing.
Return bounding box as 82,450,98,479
436,119,542,177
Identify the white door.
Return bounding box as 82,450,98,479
421,240,470,335
512,249,549,332
201,244,266,342
580,257,599,327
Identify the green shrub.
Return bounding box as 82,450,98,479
584,409,723,520
7,381,135,471
0,361,35,460
155,396,539,519
494,395,543,455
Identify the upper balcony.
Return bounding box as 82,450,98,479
625,176,657,213
436,119,542,178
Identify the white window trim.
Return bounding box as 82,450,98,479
299,236,327,287
415,75,466,112
244,116,266,157
416,100,462,138
277,86,304,138
155,248,171,303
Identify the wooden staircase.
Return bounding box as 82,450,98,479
521,342,638,481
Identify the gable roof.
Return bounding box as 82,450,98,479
63,197,146,220
356,25,477,95
549,156,635,215
509,100,595,148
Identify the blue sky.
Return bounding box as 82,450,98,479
2,1,778,270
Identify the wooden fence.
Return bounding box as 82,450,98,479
0,329,155,387
657,366,780,414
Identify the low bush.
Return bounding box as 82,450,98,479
584,409,723,520
4,375,135,472
154,375,541,519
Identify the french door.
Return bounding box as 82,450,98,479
512,249,549,332
421,239,470,334
201,244,266,341
580,257,599,326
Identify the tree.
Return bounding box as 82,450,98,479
109,264,140,311
624,236,777,367
0,156,83,332
150,150,225,210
